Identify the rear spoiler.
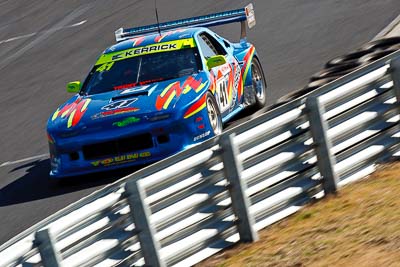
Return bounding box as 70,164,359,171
115,3,256,42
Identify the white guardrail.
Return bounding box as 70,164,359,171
1,50,400,267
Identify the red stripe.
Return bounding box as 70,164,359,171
155,83,180,110
70,100,89,127
155,76,205,110
184,94,207,118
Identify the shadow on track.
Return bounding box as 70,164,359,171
0,158,142,207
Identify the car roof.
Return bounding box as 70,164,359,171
104,27,205,54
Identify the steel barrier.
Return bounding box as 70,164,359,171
0,49,399,267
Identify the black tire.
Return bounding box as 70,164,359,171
325,48,375,68
206,92,222,135
360,37,400,51
310,62,361,82
358,49,398,64
251,57,267,108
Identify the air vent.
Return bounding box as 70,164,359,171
83,133,153,160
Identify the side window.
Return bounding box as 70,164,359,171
197,32,227,59
197,34,217,59
207,33,227,56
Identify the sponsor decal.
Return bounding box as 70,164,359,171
102,99,137,111
114,79,161,91
216,74,230,112
96,62,114,72
114,83,137,91
91,107,139,120
230,63,241,111
156,76,207,110
95,38,196,65
193,130,211,141
219,63,231,74
214,63,232,113
209,72,216,94
112,117,140,127
91,152,151,167
112,43,177,61
52,98,91,128
245,3,256,28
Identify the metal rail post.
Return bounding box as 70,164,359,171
220,133,258,242
306,96,339,194
35,229,62,267
125,179,165,267
389,56,400,112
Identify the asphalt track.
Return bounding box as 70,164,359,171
0,0,399,245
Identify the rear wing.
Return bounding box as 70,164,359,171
115,3,256,42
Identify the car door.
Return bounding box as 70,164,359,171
196,32,241,117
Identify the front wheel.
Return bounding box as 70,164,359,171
251,57,267,108
206,92,222,135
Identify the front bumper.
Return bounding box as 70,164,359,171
48,111,213,178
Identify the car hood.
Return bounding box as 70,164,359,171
48,72,209,136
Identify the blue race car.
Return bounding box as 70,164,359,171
47,4,267,178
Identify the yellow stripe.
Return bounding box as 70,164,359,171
160,82,177,97
184,102,206,119
52,109,60,121
195,82,207,93
61,107,71,118
81,99,91,112
183,85,191,94
67,110,76,128
157,35,167,43
163,90,176,110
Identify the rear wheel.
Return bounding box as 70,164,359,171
251,57,267,108
206,92,222,135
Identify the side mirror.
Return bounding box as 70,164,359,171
206,55,227,70
66,81,81,93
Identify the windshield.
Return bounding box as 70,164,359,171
81,48,201,95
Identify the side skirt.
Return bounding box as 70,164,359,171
222,106,244,123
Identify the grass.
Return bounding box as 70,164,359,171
197,162,400,267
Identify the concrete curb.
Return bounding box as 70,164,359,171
374,14,400,39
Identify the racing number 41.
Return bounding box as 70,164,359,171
217,74,230,112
